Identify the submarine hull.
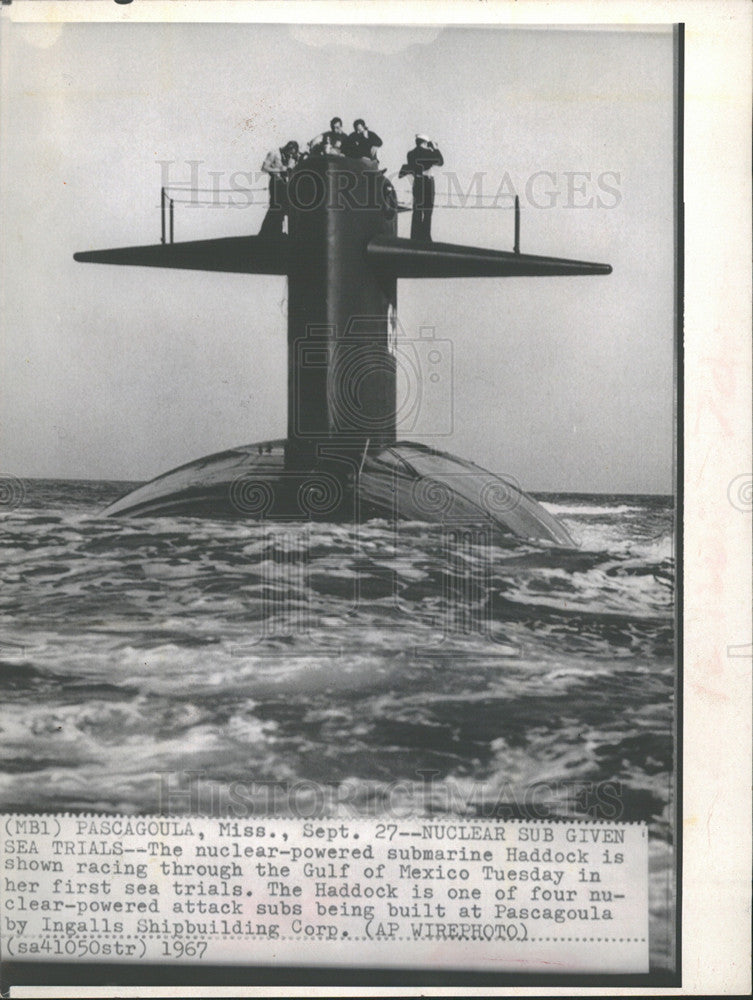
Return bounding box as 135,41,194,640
103,440,574,547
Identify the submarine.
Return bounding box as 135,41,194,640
74,155,611,545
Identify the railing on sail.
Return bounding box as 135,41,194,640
160,187,174,245
159,182,269,244
159,183,523,252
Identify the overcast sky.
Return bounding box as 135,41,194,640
0,22,675,492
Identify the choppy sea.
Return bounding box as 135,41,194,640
0,479,676,970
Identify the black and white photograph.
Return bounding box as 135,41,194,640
0,2,748,993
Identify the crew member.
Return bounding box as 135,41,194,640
308,117,347,156
344,119,383,162
399,133,444,242
259,140,300,236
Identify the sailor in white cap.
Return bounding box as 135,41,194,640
399,133,444,241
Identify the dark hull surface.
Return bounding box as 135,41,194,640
104,440,574,546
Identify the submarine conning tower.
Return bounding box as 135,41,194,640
73,152,612,543
285,157,398,470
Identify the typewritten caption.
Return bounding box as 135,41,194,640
2,815,648,973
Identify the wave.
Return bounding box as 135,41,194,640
1,484,675,829
541,502,645,516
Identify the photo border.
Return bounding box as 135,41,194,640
1,1,750,996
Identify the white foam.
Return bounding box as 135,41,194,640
542,503,644,516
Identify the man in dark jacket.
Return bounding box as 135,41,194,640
308,117,347,156
344,119,383,161
399,133,444,241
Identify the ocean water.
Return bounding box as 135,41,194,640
0,480,676,970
